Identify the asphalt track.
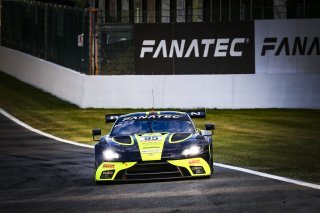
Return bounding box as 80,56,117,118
0,114,320,213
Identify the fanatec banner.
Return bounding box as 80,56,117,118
134,22,255,75
255,19,320,74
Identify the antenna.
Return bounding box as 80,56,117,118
152,89,154,110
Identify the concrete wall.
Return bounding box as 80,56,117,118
0,46,85,106
1,46,319,109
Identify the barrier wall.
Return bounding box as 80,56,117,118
0,46,85,106
1,46,319,109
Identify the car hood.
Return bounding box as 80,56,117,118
96,132,207,162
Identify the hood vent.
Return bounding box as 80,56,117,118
170,133,192,143
112,136,133,145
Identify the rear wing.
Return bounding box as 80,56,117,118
105,109,206,123
185,109,206,119
105,114,123,123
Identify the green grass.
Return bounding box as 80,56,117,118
1,71,320,184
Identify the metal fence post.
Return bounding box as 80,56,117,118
89,7,97,75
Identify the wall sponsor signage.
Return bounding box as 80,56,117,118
135,22,255,75
261,37,319,56
255,19,320,74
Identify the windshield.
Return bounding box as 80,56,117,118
110,115,195,136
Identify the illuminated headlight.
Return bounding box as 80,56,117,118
182,146,202,156
103,150,120,160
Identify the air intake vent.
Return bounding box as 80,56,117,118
112,136,133,145
125,161,182,180
170,133,191,142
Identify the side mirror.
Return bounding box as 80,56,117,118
204,123,215,136
205,123,215,131
92,128,101,141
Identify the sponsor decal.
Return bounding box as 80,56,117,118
137,134,166,161
103,164,115,169
186,110,206,118
188,159,201,165
122,114,182,121
141,149,161,153
140,136,162,141
261,37,320,56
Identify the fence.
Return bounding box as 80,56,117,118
1,0,89,74
1,1,319,76
100,24,134,75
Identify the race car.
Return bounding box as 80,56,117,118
92,110,215,183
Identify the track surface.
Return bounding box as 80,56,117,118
0,114,319,213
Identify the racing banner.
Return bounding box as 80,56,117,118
255,19,320,74
134,22,255,75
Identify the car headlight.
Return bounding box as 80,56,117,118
103,150,120,160
182,146,202,156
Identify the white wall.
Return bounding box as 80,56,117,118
1,46,319,109
0,46,85,106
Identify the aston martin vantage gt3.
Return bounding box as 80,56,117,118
92,110,214,183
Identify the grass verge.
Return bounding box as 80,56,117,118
0,71,319,183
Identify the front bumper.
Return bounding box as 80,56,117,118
95,157,211,182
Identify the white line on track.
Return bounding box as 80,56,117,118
1,108,319,190
214,163,320,190
0,108,94,149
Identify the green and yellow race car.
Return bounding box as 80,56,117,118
92,110,215,183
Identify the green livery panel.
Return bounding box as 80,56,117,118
95,158,211,181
